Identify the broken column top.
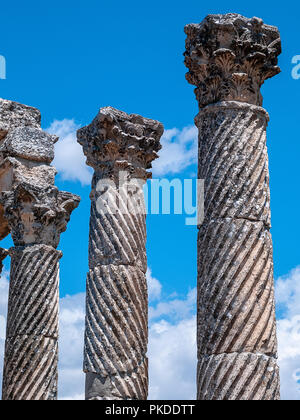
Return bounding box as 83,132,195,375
77,106,164,179
0,98,41,138
184,13,281,107
0,99,58,164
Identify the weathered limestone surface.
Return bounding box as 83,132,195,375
196,102,271,225
3,335,58,400
197,219,277,356
184,14,281,400
184,14,281,108
0,99,58,240
197,353,280,400
0,98,80,400
78,107,163,400
2,245,61,401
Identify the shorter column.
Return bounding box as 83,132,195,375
1,183,79,400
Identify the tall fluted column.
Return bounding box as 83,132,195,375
184,14,281,400
0,99,80,400
78,107,163,400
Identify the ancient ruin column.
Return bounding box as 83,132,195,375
77,107,163,400
184,14,281,400
0,99,80,400
1,184,79,400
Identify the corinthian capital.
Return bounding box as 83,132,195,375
184,13,281,107
0,183,80,247
77,107,164,180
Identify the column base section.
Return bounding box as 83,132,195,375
197,352,280,400
85,357,148,400
2,334,58,400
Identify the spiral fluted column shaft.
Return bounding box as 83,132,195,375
195,103,279,400
2,245,61,400
184,14,281,400
85,179,148,400
78,106,163,400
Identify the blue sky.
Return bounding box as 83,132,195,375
0,0,300,400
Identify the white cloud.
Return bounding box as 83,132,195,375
152,126,198,177
58,293,85,400
46,119,92,185
277,316,300,400
276,266,300,400
46,119,198,183
147,268,162,302
276,266,300,317
1,263,300,400
148,317,196,400
149,288,196,321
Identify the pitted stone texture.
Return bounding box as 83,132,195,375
0,183,80,248
197,219,277,357
196,102,271,226
6,245,61,339
0,98,41,140
184,14,281,108
77,106,163,180
2,334,58,400
89,175,147,272
0,127,58,163
84,265,148,384
0,159,57,241
197,353,280,400
0,157,57,191
85,361,148,401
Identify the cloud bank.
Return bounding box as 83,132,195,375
152,126,198,177
1,265,299,400
46,119,92,185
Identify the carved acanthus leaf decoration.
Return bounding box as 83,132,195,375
77,107,164,180
0,183,80,247
184,14,281,107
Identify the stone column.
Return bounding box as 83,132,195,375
184,14,281,400
77,107,163,400
1,184,79,400
0,99,80,400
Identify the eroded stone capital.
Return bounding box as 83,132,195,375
184,13,281,107
0,158,57,241
77,107,164,180
0,183,80,247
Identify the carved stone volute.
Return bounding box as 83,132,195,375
184,14,281,107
